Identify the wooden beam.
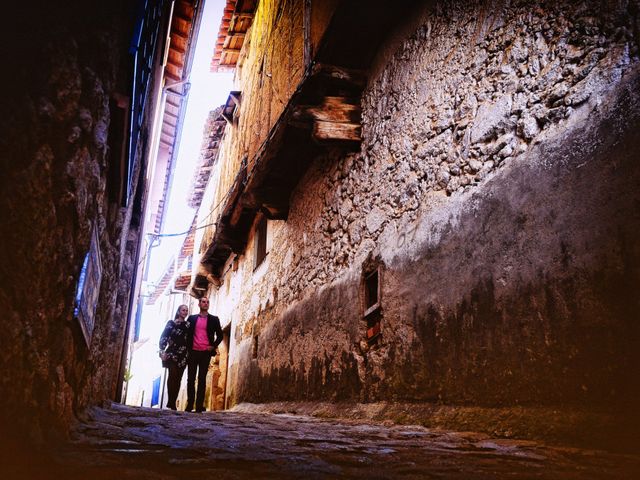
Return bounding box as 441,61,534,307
262,203,288,220
295,97,361,124
167,55,184,68
229,204,246,230
172,30,189,40
174,12,192,23
165,70,181,82
166,98,181,108
229,91,242,105
311,63,367,90
170,44,186,55
161,127,175,137
163,117,177,128
229,12,254,31
312,121,361,143
303,0,311,67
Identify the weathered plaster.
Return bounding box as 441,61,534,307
210,1,639,432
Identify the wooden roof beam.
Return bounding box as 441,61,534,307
174,12,193,23
167,58,185,70
312,121,361,143
166,98,181,108
170,44,186,55
310,63,367,91
161,126,176,137
172,30,189,40
294,96,361,123
165,70,182,82
163,117,178,128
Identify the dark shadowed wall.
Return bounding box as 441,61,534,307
0,0,142,448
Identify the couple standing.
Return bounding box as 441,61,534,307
159,297,223,412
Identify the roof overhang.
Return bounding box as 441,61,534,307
153,0,201,233
210,0,257,72
200,62,365,279
199,0,417,283
186,106,227,208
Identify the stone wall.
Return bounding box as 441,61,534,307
0,1,142,448
220,0,640,420
203,0,339,244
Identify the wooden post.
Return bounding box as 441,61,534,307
304,0,312,67
313,121,361,142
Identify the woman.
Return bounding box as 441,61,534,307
159,304,190,410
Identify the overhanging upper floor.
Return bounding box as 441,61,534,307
196,0,417,288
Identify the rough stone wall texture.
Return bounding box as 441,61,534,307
204,0,309,241
0,1,140,447
220,0,640,420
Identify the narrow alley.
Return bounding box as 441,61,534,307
8,404,640,479
2,1,640,478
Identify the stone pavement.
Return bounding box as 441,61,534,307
6,403,640,479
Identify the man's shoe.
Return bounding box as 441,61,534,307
195,407,205,413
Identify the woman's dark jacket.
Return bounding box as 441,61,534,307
159,319,191,368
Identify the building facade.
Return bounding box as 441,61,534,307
0,0,201,446
194,0,640,438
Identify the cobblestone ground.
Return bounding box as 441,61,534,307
7,403,640,479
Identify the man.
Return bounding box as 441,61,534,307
185,296,223,412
